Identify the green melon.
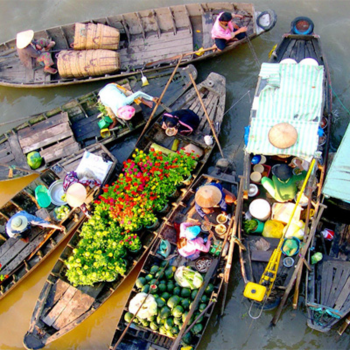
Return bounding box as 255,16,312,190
167,295,181,309
181,288,191,298
173,286,181,296
124,312,134,323
156,297,166,308
181,298,191,309
172,305,184,318
150,265,159,274
191,289,198,300
161,292,171,300
135,277,146,289
205,283,214,295
158,284,167,293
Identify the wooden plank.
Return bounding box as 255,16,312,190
251,250,273,262
334,276,350,311
21,124,73,154
201,12,214,49
7,132,28,168
0,237,17,257
42,285,77,327
40,137,80,163
17,113,68,140
321,262,335,306
326,264,348,307
51,288,95,330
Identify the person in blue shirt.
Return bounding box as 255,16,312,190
6,211,64,242
195,183,236,222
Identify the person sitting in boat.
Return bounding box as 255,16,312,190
16,30,57,74
161,109,200,136
195,183,236,223
177,222,213,260
261,163,307,202
6,211,64,242
99,83,159,129
211,12,248,51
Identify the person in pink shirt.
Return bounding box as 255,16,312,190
177,221,213,260
211,11,248,51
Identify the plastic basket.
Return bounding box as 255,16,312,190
35,185,51,208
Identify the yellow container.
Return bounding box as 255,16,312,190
243,282,266,302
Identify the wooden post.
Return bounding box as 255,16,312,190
271,204,326,326
135,56,184,147
188,73,225,158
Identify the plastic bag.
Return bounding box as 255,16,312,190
262,220,285,239
128,292,157,319
175,266,203,289
284,220,305,240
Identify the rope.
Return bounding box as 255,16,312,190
331,85,350,116
223,90,251,116
245,36,260,68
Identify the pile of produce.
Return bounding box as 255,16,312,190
65,147,199,286
54,205,70,221
124,262,214,345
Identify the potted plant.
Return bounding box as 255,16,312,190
243,219,264,234
124,234,142,253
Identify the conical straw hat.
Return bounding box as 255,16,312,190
195,185,222,208
16,30,34,49
268,123,298,149
66,183,87,207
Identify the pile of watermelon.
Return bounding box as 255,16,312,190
124,261,214,345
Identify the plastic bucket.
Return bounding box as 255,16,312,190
249,199,271,221
35,185,51,208
248,184,259,197
281,237,300,257
251,219,265,234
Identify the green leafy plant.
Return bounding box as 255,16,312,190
243,219,258,234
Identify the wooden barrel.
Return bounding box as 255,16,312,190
72,23,120,50
57,50,120,78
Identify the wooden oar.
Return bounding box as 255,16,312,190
220,178,244,315
135,55,184,147
170,257,219,350
271,203,326,326
188,73,224,158
145,45,217,68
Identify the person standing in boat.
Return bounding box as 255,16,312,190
161,109,200,136
99,83,158,129
16,30,57,74
211,12,248,51
195,183,236,223
6,211,64,242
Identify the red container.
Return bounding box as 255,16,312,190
261,164,271,178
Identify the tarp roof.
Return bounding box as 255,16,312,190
323,122,350,202
246,63,324,158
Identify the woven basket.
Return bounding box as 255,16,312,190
57,50,120,78
72,23,120,50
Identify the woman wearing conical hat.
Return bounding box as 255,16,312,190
16,29,57,74
195,183,236,222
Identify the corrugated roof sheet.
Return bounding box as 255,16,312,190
246,63,324,157
323,122,350,201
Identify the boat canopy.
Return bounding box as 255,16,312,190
246,62,324,158
322,122,350,202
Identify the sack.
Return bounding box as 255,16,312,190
262,220,285,239
128,293,157,319
284,220,305,240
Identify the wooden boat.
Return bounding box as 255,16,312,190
238,17,332,315
0,65,195,182
0,2,276,88
0,143,117,301
109,172,238,350
305,122,350,332
23,72,226,349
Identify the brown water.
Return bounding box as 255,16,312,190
1,1,350,349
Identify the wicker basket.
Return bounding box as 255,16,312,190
57,50,120,78
72,23,120,50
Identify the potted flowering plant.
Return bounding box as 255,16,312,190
124,234,142,253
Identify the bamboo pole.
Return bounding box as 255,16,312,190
135,55,183,147
188,73,225,158
271,203,326,326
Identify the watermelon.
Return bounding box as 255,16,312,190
167,281,175,293
156,271,165,279
181,298,191,309
159,326,167,335
148,315,156,322
145,274,153,281
141,285,150,293
201,295,209,303
191,323,203,335
166,329,174,338
159,279,166,285
161,292,171,300
150,322,158,331
160,261,168,268
181,288,191,298
150,279,158,285
191,289,198,300
160,306,171,319
27,151,42,169
167,295,181,309
172,305,184,318
150,284,158,294
158,284,167,293
199,303,207,312
165,266,176,279
165,317,174,330
194,312,203,324
181,332,193,346
124,312,134,323
205,283,214,295
136,277,146,289
156,315,162,325
150,265,159,274
156,297,166,308
173,286,181,296
140,319,149,327
171,326,179,335
173,317,182,326
182,311,194,323
189,302,198,311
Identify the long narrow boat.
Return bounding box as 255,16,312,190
23,72,226,349
0,143,117,301
0,2,276,88
109,171,238,350
238,17,332,314
305,122,350,332
0,65,195,182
